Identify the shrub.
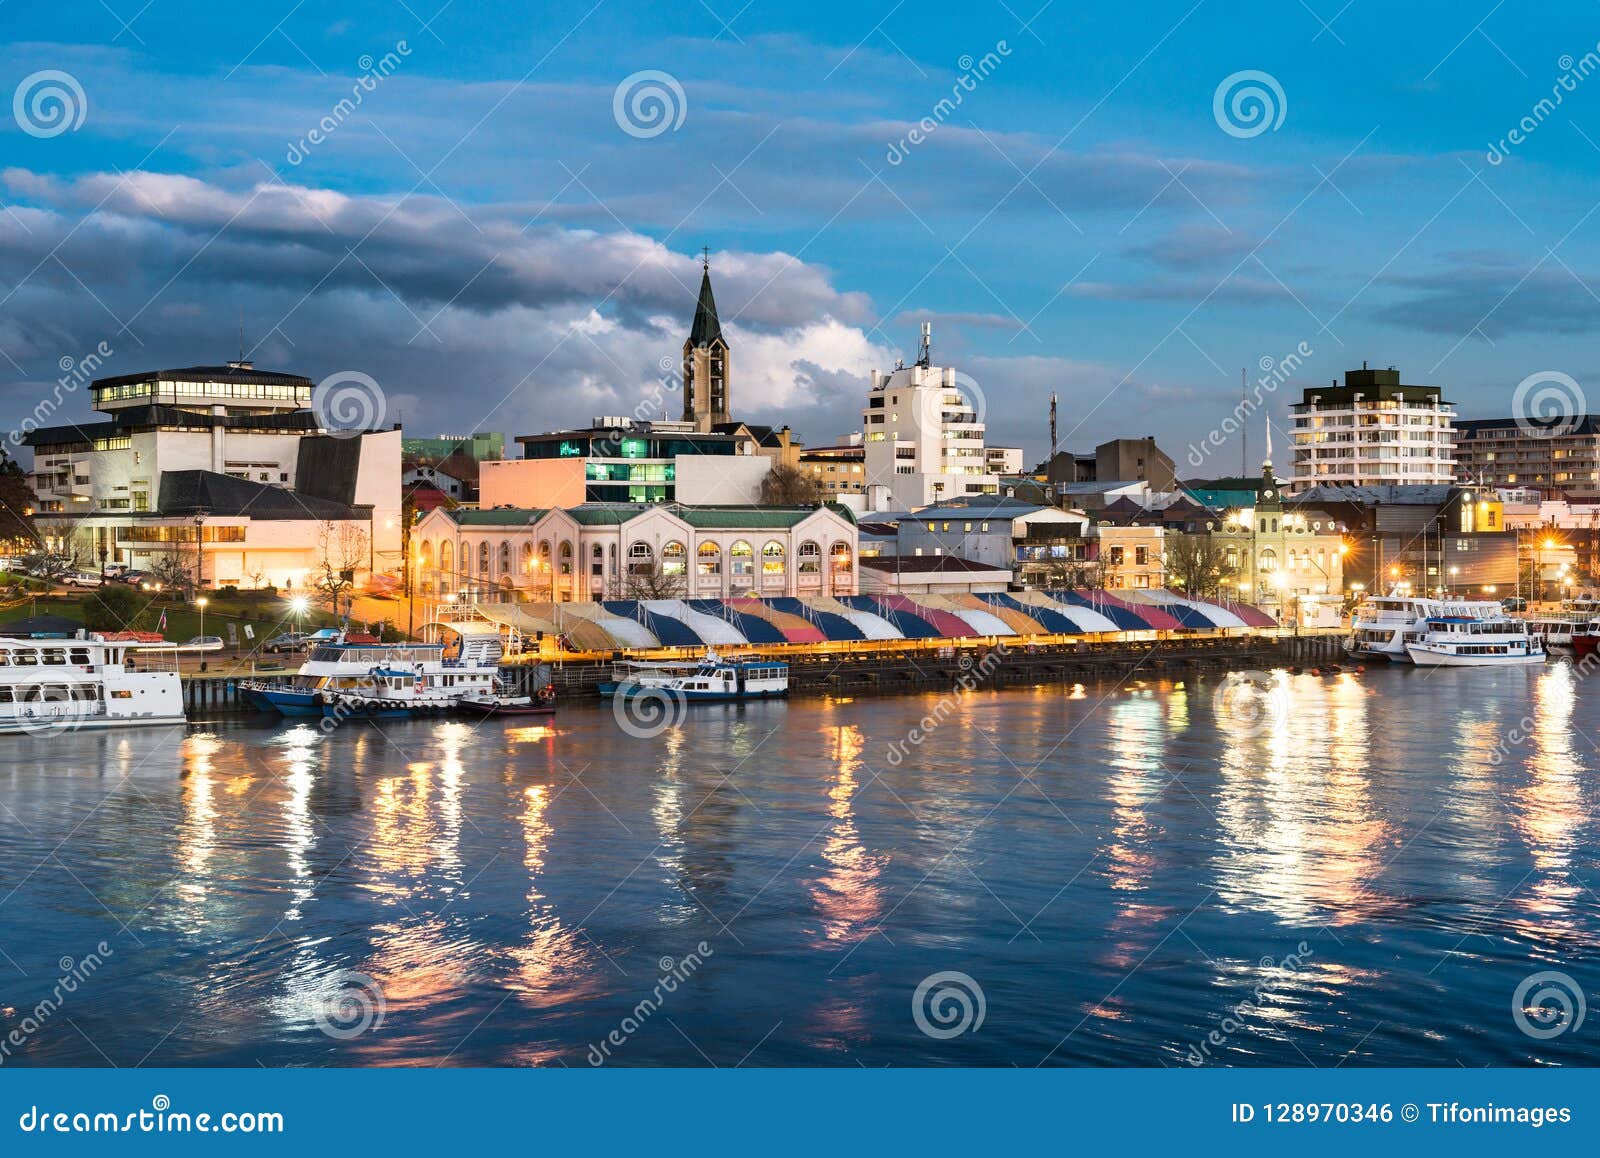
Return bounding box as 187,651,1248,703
84,584,145,632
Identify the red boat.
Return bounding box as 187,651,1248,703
1574,631,1600,661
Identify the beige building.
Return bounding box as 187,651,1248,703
1097,525,1165,590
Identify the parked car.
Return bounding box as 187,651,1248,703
263,631,311,654
61,571,102,588
1502,596,1529,612
119,570,148,587
302,628,343,648
181,636,225,652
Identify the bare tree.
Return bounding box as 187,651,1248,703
146,555,194,591
624,558,687,599
1165,534,1237,598
1033,554,1106,590
311,521,371,615
759,464,823,506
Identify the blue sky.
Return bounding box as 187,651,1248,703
5,0,1600,468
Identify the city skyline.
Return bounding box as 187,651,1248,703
6,3,1600,468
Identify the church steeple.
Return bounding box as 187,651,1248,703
682,250,731,431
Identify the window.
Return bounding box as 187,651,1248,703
831,541,852,573
559,540,573,575
697,542,722,576
798,540,821,574
478,541,491,576
499,542,511,577
762,541,786,575
1135,546,1147,565
662,541,687,577
1109,546,1124,565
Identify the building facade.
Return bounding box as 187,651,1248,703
1454,416,1600,499
861,324,1001,510
412,503,859,603
1289,365,1456,492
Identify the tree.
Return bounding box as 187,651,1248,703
312,521,371,616
1166,534,1237,598
624,557,687,599
84,584,145,632
1034,555,1105,590
0,453,39,551
146,555,193,591
759,463,823,506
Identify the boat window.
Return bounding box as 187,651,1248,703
0,653,9,667
70,648,91,665
111,689,133,699
0,687,12,702
13,651,37,667
71,686,100,701
40,649,65,665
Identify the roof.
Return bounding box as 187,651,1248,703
91,364,313,390
0,614,83,638
431,501,855,530
859,555,1009,574
909,496,1056,519
21,405,322,447
688,267,724,347
1292,484,1457,506
1457,416,1600,437
156,470,366,520
448,508,548,526
1055,480,1149,495
710,421,790,448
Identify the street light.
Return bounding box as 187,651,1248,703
196,596,207,639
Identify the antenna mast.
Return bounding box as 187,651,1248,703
1049,392,1058,454
916,321,931,368
1240,367,1247,476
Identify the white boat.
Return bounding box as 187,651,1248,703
598,648,789,702
1519,598,1600,650
0,636,185,734
315,632,505,720
1346,592,1506,662
1404,615,1546,667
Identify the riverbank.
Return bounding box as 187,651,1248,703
180,631,1347,716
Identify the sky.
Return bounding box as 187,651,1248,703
5,0,1600,471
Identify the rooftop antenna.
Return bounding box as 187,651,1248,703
238,309,243,362
1240,367,1248,477
916,321,932,368
1049,392,1058,453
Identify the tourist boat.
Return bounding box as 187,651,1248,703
0,636,185,734
598,649,789,701
1346,592,1505,662
457,686,557,717
1404,615,1546,667
1518,597,1600,650
315,634,506,720
1575,629,1600,662
242,631,503,717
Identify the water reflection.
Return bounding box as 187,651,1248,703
808,724,885,944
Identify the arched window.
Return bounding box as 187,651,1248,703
697,542,722,576
762,541,786,575
521,541,534,573
478,541,491,576
608,542,618,575
499,541,511,576
797,540,821,574
592,543,603,560
661,541,687,577
440,540,453,575
628,542,653,562
1259,548,1277,572
730,541,753,577
539,539,552,566
559,540,573,575
830,541,852,573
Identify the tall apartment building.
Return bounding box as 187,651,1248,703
1454,417,1600,499
861,323,1000,510
1288,365,1455,493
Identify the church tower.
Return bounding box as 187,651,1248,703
682,252,730,432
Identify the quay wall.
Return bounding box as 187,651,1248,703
183,632,1345,717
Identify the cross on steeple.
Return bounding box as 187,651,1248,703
701,245,711,271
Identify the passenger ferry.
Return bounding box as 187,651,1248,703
1346,592,1505,662
242,631,504,717
598,649,789,702
0,636,185,734
1404,616,1546,667
1519,597,1600,650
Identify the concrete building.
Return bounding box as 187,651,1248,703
984,445,1025,476
401,431,505,461
1097,525,1166,590
1289,364,1456,492
800,442,867,499
412,502,858,602
1094,437,1176,490
24,362,401,588
861,323,1001,510
894,496,1090,585
1454,416,1600,499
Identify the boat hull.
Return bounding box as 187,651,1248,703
243,686,323,716
604,682,787,702
0,714,186,735
1404,645,1545,667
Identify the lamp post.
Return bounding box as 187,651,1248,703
193,511,207,596
196,596,207,640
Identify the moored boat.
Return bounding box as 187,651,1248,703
1346,592,1506,662
599,649,788,701
1404,615,1546,667
0,635,185,734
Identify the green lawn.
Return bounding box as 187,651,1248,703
0,589,353,647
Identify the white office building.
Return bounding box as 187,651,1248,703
860,324,1001,511
1289,364,1456,493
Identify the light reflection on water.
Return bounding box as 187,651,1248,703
3,665,1600,1066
